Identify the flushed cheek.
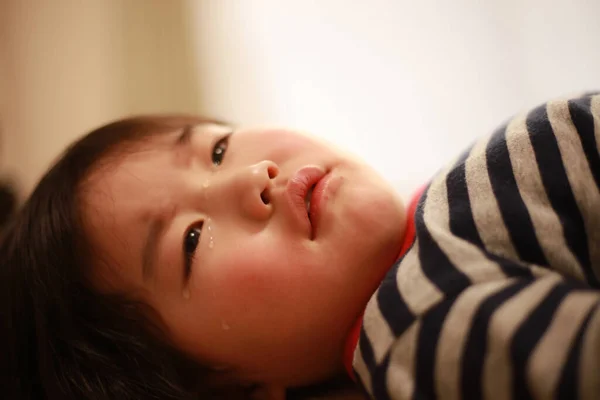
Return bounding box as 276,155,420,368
206,253,312,326
215,258,291,302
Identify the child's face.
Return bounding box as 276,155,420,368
82,123,405,386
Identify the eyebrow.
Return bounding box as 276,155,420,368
142,218,165,282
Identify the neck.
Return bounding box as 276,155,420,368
341,185,425,380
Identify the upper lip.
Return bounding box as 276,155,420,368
286,166,326,236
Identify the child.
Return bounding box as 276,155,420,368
1,92,599,400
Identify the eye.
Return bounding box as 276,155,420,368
212,134,231,166
183,222,203,280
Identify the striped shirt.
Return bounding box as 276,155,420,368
352,92,600,400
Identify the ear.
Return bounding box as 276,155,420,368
250,384,286,400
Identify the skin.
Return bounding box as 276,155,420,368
81,123,406,392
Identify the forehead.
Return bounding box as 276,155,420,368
86,139,175,208
79,139,178,289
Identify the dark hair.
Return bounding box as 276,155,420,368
0,116,250,399
0,180,17,230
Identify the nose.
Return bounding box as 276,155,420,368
216,160,279,221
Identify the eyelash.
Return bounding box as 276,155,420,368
212,135,230,166
178,126,231,167
183,223,203,280
182,130,231,281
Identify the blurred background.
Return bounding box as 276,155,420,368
1,0,599,208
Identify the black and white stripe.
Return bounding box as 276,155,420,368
354,93,600,400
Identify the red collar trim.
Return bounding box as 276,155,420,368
342,185,425,380
343,315,364,379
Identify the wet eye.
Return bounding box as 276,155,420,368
212,134,231,166
183,222,203,280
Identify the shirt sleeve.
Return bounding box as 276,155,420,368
353,92,600,400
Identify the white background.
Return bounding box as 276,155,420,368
189,0,600,196
1,0,599,198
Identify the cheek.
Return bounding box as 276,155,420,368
200,241,297,307
200,237,339,329
212,245,304,299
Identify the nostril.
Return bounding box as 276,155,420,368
267,165,278,179
260,189,270,205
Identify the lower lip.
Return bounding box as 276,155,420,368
309,172,339,238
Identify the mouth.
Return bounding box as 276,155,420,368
305,185,315,222
286,166,327,238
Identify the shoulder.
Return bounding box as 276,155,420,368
417,90,600,280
